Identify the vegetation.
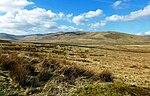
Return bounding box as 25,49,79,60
72,83,150,96
0,37,150,95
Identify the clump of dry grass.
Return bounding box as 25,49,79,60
40,57,95,84
0,53,38,87
99,70,113,82
41,57,114,83
0,51,114,96
38,71,53,82
0,40,11,43
63,66,93,80
0,53,28,86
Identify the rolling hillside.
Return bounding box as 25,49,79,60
0,31,150,45
0,33,25,40
0,33,46,41
20,31,150,45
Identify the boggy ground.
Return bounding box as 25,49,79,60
0,41,150,96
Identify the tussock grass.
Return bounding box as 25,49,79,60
0,53,28,87
38,71,53,82
100,70,113,82
0,53,37,87
0,40,11,43
41,57,114,83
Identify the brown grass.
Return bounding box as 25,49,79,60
0,54,27,86
0,40,11,43
99,70,113,82
0,53,38,87
0,41,149,96
41,57,114,83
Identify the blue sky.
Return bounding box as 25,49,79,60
0,0,150,35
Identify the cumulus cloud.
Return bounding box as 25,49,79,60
89,4,150,29
72,9,103,25
72,15,85,25
92,4,150,28
0,0,34,13
85,9,103,18
136,32,142,35
15,8,64,23
0,7,67,34
90,21,106,28
0,0,79,35
58,25,79,32
144,31,150,35
106,4,150,22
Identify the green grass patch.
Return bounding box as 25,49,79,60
72,83,150,96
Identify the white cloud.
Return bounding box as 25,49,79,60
0,8,67,34
91,4,150,29
58,25,78,32
106,4,150,22
112,0,130,9
15,8,64,23
0,0,79,35
112,1,122,8
0,0,33,13
105,15,124,21
72,15,85,25
144,31,150,35
65,14,73,22
90,21,106,28
89,4,150,29
85,9,103,18
136,32,142,35
72,9,103,25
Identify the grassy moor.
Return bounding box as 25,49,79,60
0,32,150,95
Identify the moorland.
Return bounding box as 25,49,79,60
0,31,150,96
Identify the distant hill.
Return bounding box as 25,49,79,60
0,31,150,45
0,33,47,41
0,33,26,40
20,31,150,45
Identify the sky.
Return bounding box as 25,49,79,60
0,0,150,35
